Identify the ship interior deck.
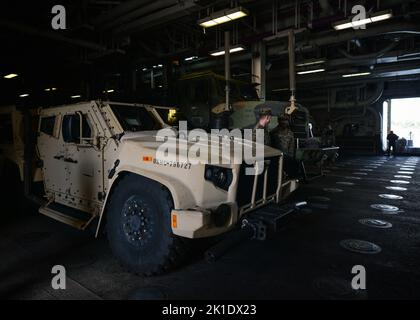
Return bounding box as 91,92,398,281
0,155,419,300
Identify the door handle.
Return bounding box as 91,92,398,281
54,155,64,160
64,158,78,164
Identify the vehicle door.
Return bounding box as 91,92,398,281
37,113,67,198
61,110,104,211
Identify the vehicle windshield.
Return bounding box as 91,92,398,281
110,105,163,132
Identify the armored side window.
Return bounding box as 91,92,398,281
40,116,56,136
62,113,92,144
110,106,162,132
0,113,13,144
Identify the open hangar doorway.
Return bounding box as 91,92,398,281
382,98,420,154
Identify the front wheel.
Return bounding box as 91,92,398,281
106,174,190,275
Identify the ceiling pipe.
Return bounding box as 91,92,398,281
100,0,176,30
0,19,125,54
267,22,420,56
309,22,420,46
91,0,151,25
113,0,200,34
337,40,400,60
310,82,384,109
183,22,420,70
296,74,420,90
299,83,367,103
266,56,420,89
111,0,232,35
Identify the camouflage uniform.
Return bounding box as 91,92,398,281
251,108,271,146
270,119,295,156
321,125,335,147
252,123,271,146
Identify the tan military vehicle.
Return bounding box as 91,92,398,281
16,100,298,274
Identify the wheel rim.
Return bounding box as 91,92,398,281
121,195,154,246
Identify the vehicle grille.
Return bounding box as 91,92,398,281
236,156,280,209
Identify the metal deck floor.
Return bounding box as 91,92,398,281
1,156,419,300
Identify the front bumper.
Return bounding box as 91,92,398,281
171,178,299,239
171,208,231,238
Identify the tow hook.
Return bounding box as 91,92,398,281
205,201,307,263
241,219,267,241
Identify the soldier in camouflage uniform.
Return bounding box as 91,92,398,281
270,115,300,178
321,124,336,147
270,115,295,156
252,108,272,145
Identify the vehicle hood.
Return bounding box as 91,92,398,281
120,130,281,164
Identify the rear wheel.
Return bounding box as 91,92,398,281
106,174,190,275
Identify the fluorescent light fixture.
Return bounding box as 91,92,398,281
210,45,245,56
296,59,325,67
19,93,29,98
106,89,114,93
4,73,18,79
200,20,218,28
229,46,245,53
334,22,353,30
44,88,51,92
51,87,57,91
297,69,325,75
226,10,247,20
184,56,198,61
213,16,231,25
272,88,289,92
342,72,371,78
142,68,147,71
333,10,393,30
198,6,248,28
71,95,81,98
370,12,393,22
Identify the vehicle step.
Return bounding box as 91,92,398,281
39,202,94,230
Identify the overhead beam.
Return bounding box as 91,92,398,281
268,60,420,87
91,0,152,25
0,19,124,54
101,0,176,30
113,0,199,35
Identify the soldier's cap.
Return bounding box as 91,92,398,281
258,108,272,116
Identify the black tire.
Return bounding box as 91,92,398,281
106,174,190,276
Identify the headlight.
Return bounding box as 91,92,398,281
204,165,233,191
